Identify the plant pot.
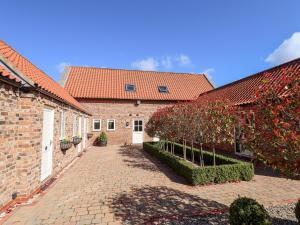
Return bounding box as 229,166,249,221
72,136,82,145
99,140,107,147
87,133,93,139
60,141,72,151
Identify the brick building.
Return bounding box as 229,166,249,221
0,41,91,209
63,67,214,145
197,58,300,157
1,38,298,211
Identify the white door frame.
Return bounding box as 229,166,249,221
132,119,144,144
83,117,87,149
41,108,54,181
78,117,82,152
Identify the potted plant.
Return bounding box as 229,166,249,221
98,132,107,146
60,138,72,151
72,135,82,145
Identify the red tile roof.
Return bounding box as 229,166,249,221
0,65,21,84
0,40,88,114
64,67,214,101
198,58,300,105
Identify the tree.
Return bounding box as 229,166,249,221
146,106,173,150
196,99,237,166
243,68,300,177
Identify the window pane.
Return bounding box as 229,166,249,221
73,116,77,136
139,126,143,132
108,120,115,130
125,84,136,92
60,111,65,138
94,120,100,130
134,120,138,126
134,125,139,131
139,120,143,125
158,86,168,93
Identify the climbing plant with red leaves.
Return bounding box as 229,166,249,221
243,68,300,176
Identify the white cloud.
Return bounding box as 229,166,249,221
161,56,173,69
265,32,300,65
201,67,215,80
131,54,192,71
176,54,192,66
57,62,70,73
131,57,159,71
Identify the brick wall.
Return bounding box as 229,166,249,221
0,81,91,208
0,83,19,207
78,99,176,145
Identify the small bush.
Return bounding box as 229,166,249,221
143,142,254,185
98,132,107,142
295,199,300,224
229,197,271,225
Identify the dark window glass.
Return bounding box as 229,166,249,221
93,120,101,130
108,120,115,130
134,125,139,131
133,120,143,132
158,86,169,93
125,84,136,92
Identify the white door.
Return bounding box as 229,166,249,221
41,108,54,181
83,118,87,149
132,119,144,144
78,117,82,152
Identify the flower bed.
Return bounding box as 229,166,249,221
143,142,254,185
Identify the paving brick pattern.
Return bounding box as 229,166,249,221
3,146,300,225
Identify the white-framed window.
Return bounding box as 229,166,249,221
60,110,66,139
93,119,101,131
73,115,77,137
107,119,116,131
87,118,90,132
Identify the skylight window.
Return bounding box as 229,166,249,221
125,84,136,92
158,86,169,93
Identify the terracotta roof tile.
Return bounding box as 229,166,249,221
0,65,21,84
0,40,88,114
198,58,300,105
65,67,214,101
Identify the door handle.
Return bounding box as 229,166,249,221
45,146,48,151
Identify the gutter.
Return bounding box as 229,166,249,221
21,85,91,115
0,58,91,115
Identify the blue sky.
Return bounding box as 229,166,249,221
1,0,300,87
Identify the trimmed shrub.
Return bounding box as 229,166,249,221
143,142,254,185
295,199,300,224
229,197,271,225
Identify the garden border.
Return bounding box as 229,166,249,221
143,142,254,185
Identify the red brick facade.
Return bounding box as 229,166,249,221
79,99,176,145
0,81,91,209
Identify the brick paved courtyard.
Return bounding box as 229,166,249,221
2,145,300,225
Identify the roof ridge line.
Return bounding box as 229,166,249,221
69,65,205,76
199,57,300,96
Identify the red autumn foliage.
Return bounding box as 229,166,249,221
243,68,300,176
146,98,237,165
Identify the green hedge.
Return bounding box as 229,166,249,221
143,142,254,185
